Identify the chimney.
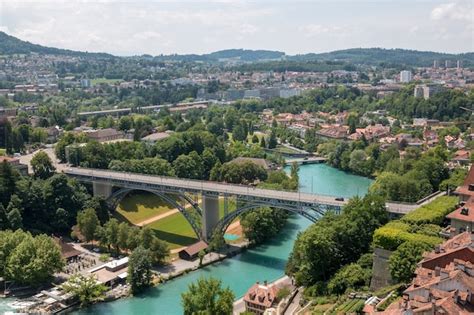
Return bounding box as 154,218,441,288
435,245,441,254
264,280,267,286
435,266,441,277
468,184,474,192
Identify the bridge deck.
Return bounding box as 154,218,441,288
64,168,419,214
65,168,345,208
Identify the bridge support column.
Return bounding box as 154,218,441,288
224,195,229,217
93,182,112,199
202,194,220,241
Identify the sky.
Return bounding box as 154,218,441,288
0,0,472,56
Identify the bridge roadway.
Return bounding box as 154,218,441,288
64,167,419,215
64,167,346,208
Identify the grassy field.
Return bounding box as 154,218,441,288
274,145,301,154
91,78,123,86
147,213,199,250
116,192,239,249
0,149,5,156
115,192,175,225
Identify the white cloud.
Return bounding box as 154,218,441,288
430,1,472,21
299,24,345,38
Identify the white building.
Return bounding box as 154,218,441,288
399,70,412,83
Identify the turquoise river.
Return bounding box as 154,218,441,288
0,164,373,315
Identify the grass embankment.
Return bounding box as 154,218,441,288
116,192,238,250
115,192,174,225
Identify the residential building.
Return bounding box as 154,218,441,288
89,257,129,287
399,70,412,83
446,200,474,235
316,125,348,139
414,84,444,100
455,165,474,202
378,232,474,314
243,281,279,315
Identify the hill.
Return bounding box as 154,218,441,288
289,48,474,67
0,31,113,58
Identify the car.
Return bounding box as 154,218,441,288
335,197,345,201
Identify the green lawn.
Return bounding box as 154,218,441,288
116,193,238,249
147,212,199,250
115,192,175,225
0,149,5,156
91,78,123,86
274,145,301,154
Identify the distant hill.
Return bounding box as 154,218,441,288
0,31,113,58
154,49,285,62
289,48,474,67
0,31,472,67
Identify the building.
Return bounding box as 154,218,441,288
243,281,279,315
89,257,129,287
0,156,28,175
414,84,444,100
399,70,412,83
85,128,124,142
433,60,440,68
378,232,474,314
316,125,348,140
230,157,276,171
53,237,82,262
455,165,474,202
141,131,171,143
178,241,208,260
446,200,474,235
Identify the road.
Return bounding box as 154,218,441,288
19,147,67,174
65,167,347,208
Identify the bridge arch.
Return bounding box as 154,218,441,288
213,202,338,238
107,188,203,240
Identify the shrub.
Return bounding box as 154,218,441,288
402,196,458,225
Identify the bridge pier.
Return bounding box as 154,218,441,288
93,182,112,199
202,194,220,241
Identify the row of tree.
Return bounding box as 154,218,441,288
76,209,169,264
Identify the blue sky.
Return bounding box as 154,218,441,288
0,0,472,55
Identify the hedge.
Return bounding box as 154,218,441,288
372,196,457,251
402,196,458,225
373,226,443,251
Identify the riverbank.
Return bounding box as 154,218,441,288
70,164,372,315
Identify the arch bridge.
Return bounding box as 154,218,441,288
64,168,346,241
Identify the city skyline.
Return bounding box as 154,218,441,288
0,0,473,56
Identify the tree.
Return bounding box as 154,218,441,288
149,237,169,265
251,134,259,144
232,123,247,142
104,218,120,253
128,246,153,294
77,208,100,243
118,116,133,131
0,204,9,229
268,131,278,149
181,277,235,315
260,137,266,148
62,274,107,307
389,241,432,283
5,233,65,285
327,263,370,295
7,208,23,229
198,250,206,267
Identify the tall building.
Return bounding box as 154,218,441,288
457,60,463,69
445,60,451,68
399,70,412,83
433,60,439,68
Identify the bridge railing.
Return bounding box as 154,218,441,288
65,167,345,205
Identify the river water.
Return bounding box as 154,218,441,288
0,164,372,315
